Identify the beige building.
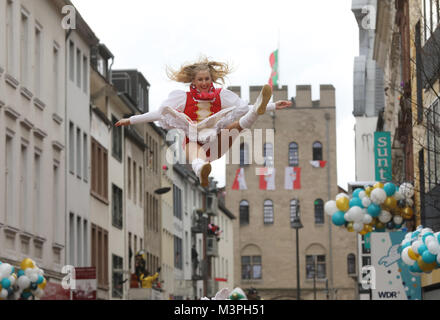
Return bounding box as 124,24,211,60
225,85,357,300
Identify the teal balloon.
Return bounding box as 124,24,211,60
395,224,403,230
17,270,25,277
418,244,428,255
21,291,32,299
422,251,437,264
410,262,422,273
11,266,14,274
332,211,346,226
1,278,11,289
37,275,44,285
412,231,420,239
352,188,363,198
349,197,363,208
401,242,411,249
422,233,434,244
384,183,396,196
367,203,381,217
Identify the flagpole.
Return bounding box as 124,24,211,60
278,28,281,90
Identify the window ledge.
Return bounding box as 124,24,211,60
4,225,20,237
5,73,19,89
52,141,65,152
91,191,109,205
34,97,46,110
20,118,35,131
20,231,33,242
34,236,47,246
52,113,63,125
52,242,64,251
20,86,34,101
33,128,48,140
5,106,21,120
0,66,4,76
0,100,5,108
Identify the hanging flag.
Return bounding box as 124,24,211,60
259,168,276,190
310,160,327,168
268,49,279,88
284,167,301,190
232,168,247,190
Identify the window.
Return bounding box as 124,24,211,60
174,236,183,270
415,21,423,124
92,224,109,287
424,0,440,42
20,10,29,87
69,41,74,82
240,143,250,166
53,45,60,114
263,200,274,225
313,142,323,161
34,26,41,97
69,213,75,265
362,235,371,254
127,157,131,199
91,138,108,201
133,161,137,204
306,255,326,279
263,143,274,167
347,254,356,275
34,152,41,234
427,100,440,190
239,200,249,226
83,55,88,93
139,167,142,207
77,216,82,266
112,255,123,298
111,115,122,161
128,232,132,270
76,128,82,179
76,48,81,88
290,199,300,226
53,163,59,242
289,142,299,167
5,134,14,225
69,122,74,174
314,199,324,225
241,256,262,280
112,184,123,229
6,0,14,73
83,133,88,182
20,144,28,230
173,185,182,220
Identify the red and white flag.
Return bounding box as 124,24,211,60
232,168,247,190
285,167,301,190
259,168,276,190
310,160,327,168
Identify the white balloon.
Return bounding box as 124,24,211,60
394,191,405,200
344,212,354,222
358,191,367,199
353,222,363,232
29,273,39,283
393,215,403,225
0,264,12,278
37,269,44,276
8,275,15,286
400,183,414,198
401,247,414,265
378,210,392,223
350,207,364,222
336,193,349,200
427,241,440,255
405,233,413,240
437,253,440,265
17,276,31,290
324,201,338,217
0,289,7,299
424,235,436,245
412,240,423,255
363,214,373,224
361,197,372,208
371,188,387,205
25,268,34,278
34,288,44,299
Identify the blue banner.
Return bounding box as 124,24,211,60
374,132,392,182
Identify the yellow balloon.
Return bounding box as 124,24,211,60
374,182,384,189
366,225,373,233
402,207,414,220
376,222,385,230
38,278,47,290
359,229,368,236
365,187,374,197
369,218,377,227
336,197,349,212
347,222,354,232
384,197,397,210
20,258,35,270
417,257,437,273
408,247,419,261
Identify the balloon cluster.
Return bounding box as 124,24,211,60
400,226,440,274
325,182,415,235
0,258,47,300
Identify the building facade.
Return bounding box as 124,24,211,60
226,85,357,300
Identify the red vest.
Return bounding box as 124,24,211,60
183,88,222,122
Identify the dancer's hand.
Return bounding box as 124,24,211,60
275,100,292,110
115,118,130,127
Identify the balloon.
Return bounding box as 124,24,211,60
418,244,428,255
374,182,384,189
0,289,7,299
358,191,367,199
393,215,403,225
353,222,363,232
1,278,10,290
324,200,338,217
397,199,406,208
400,183,414,198
352,188,363,198
363,214,373,224
386,221,395,230
383,197,397,210
422,251,437,264
38,278,47,290
375,221,386,230
29,273,39,284
410,261,422,273
346,222,354,232
417,257,437,273
17,276,31,290
402,207,414,220
365,186,374,197
336,197,349,212
344,212,354,222
427,241,440,255
362,197,372,208
17,270,25,277
378,210,392,224
395,191,405,201
21,290,32,299
367,203,381,217
36,275,44,285
384,183,396,196
349,197,363,208
336,193,349,200
349,206,364,222
20,258,35,270
408,247,419,261
370,188,387,205
402,247,414,265
332,211,346,226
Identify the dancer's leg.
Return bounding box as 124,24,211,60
186,141,211,187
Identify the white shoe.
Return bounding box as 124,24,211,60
254,84,272,115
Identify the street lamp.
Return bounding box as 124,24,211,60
291,214,303,300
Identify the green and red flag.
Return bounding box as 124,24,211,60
268,49,279,88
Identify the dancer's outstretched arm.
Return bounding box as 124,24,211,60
115,110,162,127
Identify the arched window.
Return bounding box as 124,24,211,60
241,245,262,280
347,253,356,275
305,244,326,280
289,142,299,167
263,143,274,167
263,200,274,225
313,142,323,161
240,200,249,226
290,199,300,226
240,143,250,167
314,199,324,224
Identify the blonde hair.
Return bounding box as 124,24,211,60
167,57,232,84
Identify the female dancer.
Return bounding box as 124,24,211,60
116,58,291,187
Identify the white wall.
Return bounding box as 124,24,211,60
354,116,378,182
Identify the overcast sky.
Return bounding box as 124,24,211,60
72,0,359,190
